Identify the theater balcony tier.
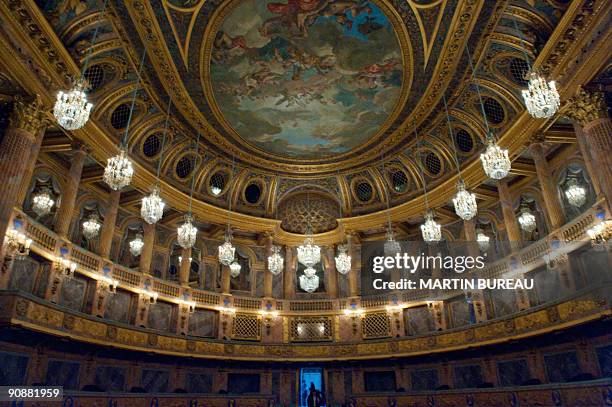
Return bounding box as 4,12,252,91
0,204,610,361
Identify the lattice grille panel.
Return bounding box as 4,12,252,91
110,103,132,129
390,169,409,193
355,181,373,202
424,152,442,175
143,134,162,157
509,58,529,86
209,171,227,195
290,317,333,342
232,313,261,341
455,129,474,153
176,155,194,179
362,312,391,339
482,97,505,125
83,65,105,91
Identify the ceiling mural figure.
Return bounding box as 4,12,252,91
209,0,404,158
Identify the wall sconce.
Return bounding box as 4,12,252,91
259,309,279,335
139,289,158,304
4,228,32,260
100,275,119,294
180,300,196,313
587,219,612,251
344,308,364,335
55,256,77,278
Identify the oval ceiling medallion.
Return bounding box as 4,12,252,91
207,0,406,159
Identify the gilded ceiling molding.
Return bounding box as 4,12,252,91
474,77,524,115
59,10,108,44
505,5,555,34
1,0,608,244
75,39,123,64
448,108,487,143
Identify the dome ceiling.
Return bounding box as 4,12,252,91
208,0,405,159
113,0,498,174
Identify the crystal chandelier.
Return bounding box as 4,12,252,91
229,261,241,278
564,178,586,208
53,78,93,130
177,214,197,249
4,228,32,260
103,148,134,191
268,245,284,275
334,244,351,275
82,213,101,240
421,210,441,243
299,273,319,293
384,229,401,256
218,229,236,266
476,229,490,251
297,236,321,268
517,207,537,232
129,233,144,257
521,71,560,119
452,180,477,220
480,140,511,180
32,188,54,217
141,185,165,224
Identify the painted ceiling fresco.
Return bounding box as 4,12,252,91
209,0,404,158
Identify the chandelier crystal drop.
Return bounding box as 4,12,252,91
299,273,319,293
177,214,198,249
480,140,511,180
564,179,587,208
141,185,165,224
334,244,351,275
82,214,101,240
421,210,442,243
476,229,490,252
384,233,401,257
297,236,321,268
518,207,537,232
104,148,134,191
267,245,284,275
229,261,241,278
32,188,55,217
218,229,236,266
521,71,560,119
53,78,93,130
452,180,478,220
129,233,144,257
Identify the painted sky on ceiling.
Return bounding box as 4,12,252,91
210,0,403,159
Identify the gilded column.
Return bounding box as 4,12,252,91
139,223,155,275
283,247,295,298
221,265,231,294
324,246,339,298
566,88,612,209
573,125,602,197
347,234,359,297
463,219,487,322
529,141,566,229
498,180,522,248
179,247,192,286
54,142,88,238
17,125,48,207
98,190,120,258
263,234,273,297
0,95,45,258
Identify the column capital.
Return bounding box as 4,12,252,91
565,87,607,126
9,94,46,134
526,133,546,148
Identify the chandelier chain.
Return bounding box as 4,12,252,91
156,97,173,180
121,49,148,147
442,93,462,178
79,0,110,78
413,119,430,210
465,43,492,138
188,132,201,214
